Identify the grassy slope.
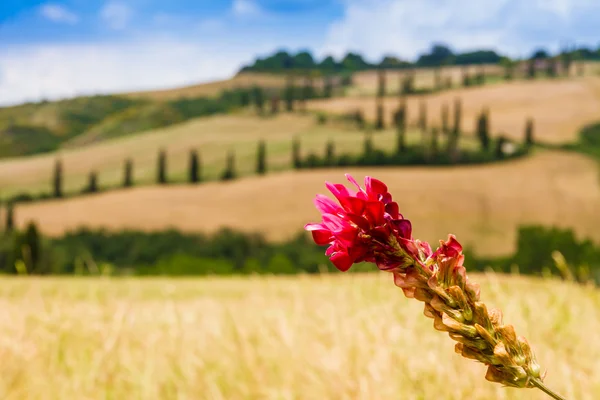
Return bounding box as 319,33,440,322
13,150,600,257
0,273,597,399
308,75,600,144
0,112,483,199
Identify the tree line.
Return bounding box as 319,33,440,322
239,43,598,74
0,218,598,284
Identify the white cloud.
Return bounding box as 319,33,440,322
232,0,263,18
319,0,600,61
100,1,133,30
0,39,271,106
39,3,79,25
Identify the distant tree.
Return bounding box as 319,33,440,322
431,127,440,155
256,140,267,175
394,101,407,153
189,149,200,183
85,171,98,193
476,65,485,85
23,222,41,273
375,99,385,130
524,118,535,147
377,69,386,97
401,72,415,95
560,50,572,77
252,86,265,114
52,159,63,198
441,103,450,135
285,76,295,112
495,135,508,159
434,68,442,91
292,137,301,169
363,131,374,156
300,76,314,112
123,158,133,187
221,151,237,181
418,100,428,132
157,148,167,184
355,109,365,130
526,59,536,79
416,44,454,67
546,58,557,78
270,95,280,115
5,202,14,233
501,58,515,80
325,140,335,166
476,109,491,151
462,66,471,87
323,76,333,98
239,89,251,106
448,98,462,160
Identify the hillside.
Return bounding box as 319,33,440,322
0,273,597,399
12,150,600,257
309,75,600,143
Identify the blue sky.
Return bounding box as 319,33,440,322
1,0,599,106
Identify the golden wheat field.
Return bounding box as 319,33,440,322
308,76,600,143
0,273,598,400
13,150,600,257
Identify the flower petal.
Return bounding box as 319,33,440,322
311,229,334,245
314,194,342,214
365,201,385,226
365,177,388,196
330,251,354,272
339,196,366,215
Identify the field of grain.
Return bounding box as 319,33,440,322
0,273,597,399
0,112,482,199
309,76,600,144
13,150,600,257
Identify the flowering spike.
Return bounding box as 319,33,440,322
305,174,566,400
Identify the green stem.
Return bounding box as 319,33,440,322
529,377,567,400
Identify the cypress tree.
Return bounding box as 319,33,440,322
325,140,335,166
462,67,470,87
239,89,251,107
395,101,407,153
252,85,265,115
431,127,439,155
221,151,236,181
401,72,415,95
292,137,301,169
23,222,40,273
495,135,507,159
285,76,295,112
561,50,572,77
270,95,280,115
123,158,133,187
418,100,427,132
256,140,267,175
189,149,200,183
476,65,485,85
526,59,536,79
355,109,365,130
86,171,98,193
448,98,462,160
377,69,386,97
441,103,449,135
375,99,385,130
524,118,535,147
546,59,557,78
323,76,333,98
52,159,63,198
434,68,442,91
5,202,14,233
363,131,374,157
157,148,167,184
504,61,514,81
477,109,491,151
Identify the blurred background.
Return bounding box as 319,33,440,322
1,1,599,399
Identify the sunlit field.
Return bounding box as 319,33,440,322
15,150,600,257
0,273,598,399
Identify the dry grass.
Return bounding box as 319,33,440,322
0,273,598,399
14,150,600,257
0,112,478,199
308,76,600,144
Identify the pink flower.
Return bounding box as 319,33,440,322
305,174,421,272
